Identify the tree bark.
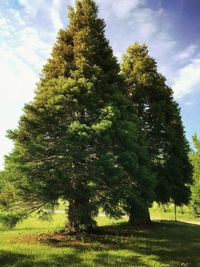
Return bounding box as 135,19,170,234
66,198,94,233
129,205,151,226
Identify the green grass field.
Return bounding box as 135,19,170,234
0,205,200,267
150,204,200,223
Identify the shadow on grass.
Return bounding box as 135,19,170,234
0,221,200,266
40,220,200,266
0,250,145,267
0,250,84,267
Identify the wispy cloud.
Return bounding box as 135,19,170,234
0,0,66,168
173,57,200,98
97,2,177,80
50,0,64,31
97,0,144,20
0,46,37,169
177,44,198,61
96,0,200,102
17,0,43,17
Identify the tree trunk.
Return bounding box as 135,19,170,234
129,205,151,225
66,198,94,233
174,203,177,221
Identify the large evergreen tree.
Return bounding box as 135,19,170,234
121,43,192,221
2,1,154,231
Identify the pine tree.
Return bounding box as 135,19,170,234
121,43,192,222
163,98,192,207
190,135,200,216
3,1,154,231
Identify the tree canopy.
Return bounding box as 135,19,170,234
121,43,192,209
0,1,192,231
1,0,154,231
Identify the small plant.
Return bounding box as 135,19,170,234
0,212,25,229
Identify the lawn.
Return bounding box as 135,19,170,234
0,205,200,267
150,203,200,223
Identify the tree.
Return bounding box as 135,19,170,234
3,1,154,231
121,43,192,222
190,135,200,216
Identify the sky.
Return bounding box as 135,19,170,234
0,0,200,169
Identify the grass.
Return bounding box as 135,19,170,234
0,205,200,267
150,203,200,223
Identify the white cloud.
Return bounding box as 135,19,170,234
0,16,15,37
184,101,194,106
100,4,177,77
50,0,64,31
0,46,37,169
17,0,43,17
110,0,143,19
97,0,144,20
9,9,26,26
0,1,54,169
15,27,52,71
177,44,198,61
129,8,165,42
173,58,200,98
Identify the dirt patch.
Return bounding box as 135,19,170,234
14,232,98,248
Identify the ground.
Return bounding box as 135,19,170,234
0,204,200,267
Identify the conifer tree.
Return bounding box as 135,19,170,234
3,1,154,231
121,43,192,221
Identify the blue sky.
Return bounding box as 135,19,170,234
0,0,200,169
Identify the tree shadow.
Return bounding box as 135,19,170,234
93,253,148,267
0,249,146,267
1,220,200,266
40,220,200,266
0,250,83,267
0,251,29,267
96,220,200,266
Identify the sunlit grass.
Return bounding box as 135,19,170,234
0,206,200,267
150,203,200,223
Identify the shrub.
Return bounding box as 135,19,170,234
0,212,25,229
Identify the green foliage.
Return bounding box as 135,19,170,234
190,134,200,216
0,171,22,210
2,1,152,231
0,2,191,230
121,43,192,208
0,212,25,229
